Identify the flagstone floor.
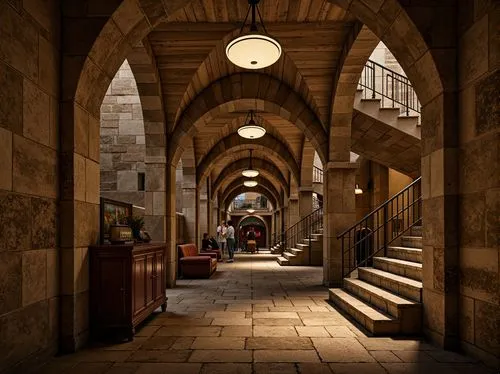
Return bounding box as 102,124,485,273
35,253,494,374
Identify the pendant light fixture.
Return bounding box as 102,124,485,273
244,180,258,187
247,208,256,214
355,184,363,195
226,0,282,70
238,110,266,139
242,149,259,178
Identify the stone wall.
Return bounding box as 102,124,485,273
455,2,499,365
0,1,60,371
100,60,145,207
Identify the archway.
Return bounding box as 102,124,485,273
237,214,270,249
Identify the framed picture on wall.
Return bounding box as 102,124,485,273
100,197,133,244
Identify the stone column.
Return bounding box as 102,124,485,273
165,164,177,287
182,168,198,245
323,163,357,287
288,196,300,227
144,160,167,242
299,188,314,218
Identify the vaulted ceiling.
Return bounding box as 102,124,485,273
139,0,373,203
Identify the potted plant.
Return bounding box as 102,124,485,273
126,215,145,241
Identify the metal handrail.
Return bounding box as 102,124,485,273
338,177,422,279
313,165,323,184
359,59,421,116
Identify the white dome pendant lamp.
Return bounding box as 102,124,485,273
238,110,266,139
226,0,282,70
242,149,259,178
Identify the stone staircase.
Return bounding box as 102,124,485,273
277,228,323,266
329,225,423,335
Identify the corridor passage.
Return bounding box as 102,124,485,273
36,254,492,374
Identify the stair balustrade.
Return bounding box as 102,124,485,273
338,177,422,279
360,59,421,116
281,206,323,265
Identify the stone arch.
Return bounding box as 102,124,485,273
169,73,328,166
223,187,278,214
197,133,300,186
221,176,281,210
211,158,289,200
237,214,271,248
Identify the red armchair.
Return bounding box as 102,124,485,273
178,244,217,279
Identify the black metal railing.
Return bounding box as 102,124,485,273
313,165,323,184
282,206,323,265
359,59,421,116
338,177,422,279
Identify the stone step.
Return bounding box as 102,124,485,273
373,257,422,281
410,226,422,236
290,248,304,256
277,256,289,266
343,279,421,334
296,243,309,249
401,236,422,249
387,246,422,263
329,289,400,335
283,251,297,260
358,267,422,302
311,233,323,239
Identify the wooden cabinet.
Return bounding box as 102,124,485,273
89,243,167,341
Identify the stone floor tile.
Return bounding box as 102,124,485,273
425,350,478,363
253,362,298,374
271,306,311,312
246,337,313,350
170,337,196,349
159,318,214,326
253,318,303,326
253,306,271,312
392,350,436,362
200,363,252,374
135,325,161,337
211,318,252,326
63,350,133,363
307,306,330,312
356,338,435,351
297,363,333,374
97,337,148,351
369,350,402,362
329,363,387,374
381,362,466,374
295,326,330,337
220,326,253,337
324,326,356,337
189,349,253,363
205,311,246,318
253,312,299,319
272,300,294,307
33,361,76,374
192,337,245,349
226,304,252,311
135,362,202,374
67,362,113,374
105,363,141,374
139,336,177,350
312,338,375,363
126,349,191,363
155,326,222,336
253,349,320,362
253,326,298,337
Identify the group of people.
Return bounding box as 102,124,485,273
201,220,236,263
201,220,260,262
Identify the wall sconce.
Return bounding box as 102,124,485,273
355,184,363,195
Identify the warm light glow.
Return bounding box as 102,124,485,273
247,209,255,214
244,180,258,187
355,184,363,195
237,124,266,139
226,34,282,70
242,169,259,178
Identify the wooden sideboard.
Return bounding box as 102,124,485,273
89,243,167,341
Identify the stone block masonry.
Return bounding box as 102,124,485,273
100,60,145,208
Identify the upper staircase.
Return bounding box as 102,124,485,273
329,177,423,335
274,207,323,266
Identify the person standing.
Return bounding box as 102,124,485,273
216,220,226,256
226,220,235,263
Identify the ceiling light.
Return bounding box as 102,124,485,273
238,110,266,139
247,209,255,214
226,0,282,70
244,180,258,187
355,184,363,195
242,149,259,177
